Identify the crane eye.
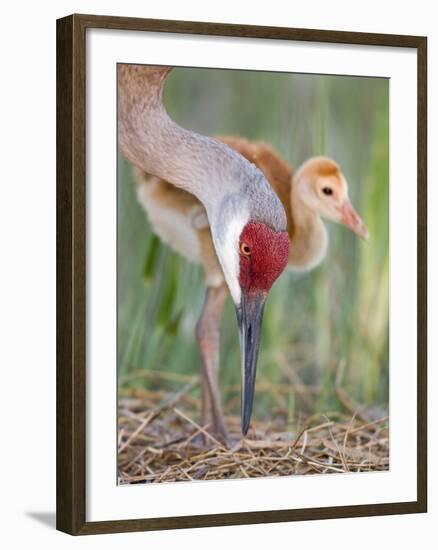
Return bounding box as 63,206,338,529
322,187,333,196
240,242,251,256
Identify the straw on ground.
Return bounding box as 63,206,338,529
118,378,389,484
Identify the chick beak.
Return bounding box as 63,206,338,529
340,199,369,240
236,290,266,436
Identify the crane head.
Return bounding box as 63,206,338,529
237,222,289,434
213,215,289,436
295,157,369,239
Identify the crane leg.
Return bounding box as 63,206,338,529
195,284,228,443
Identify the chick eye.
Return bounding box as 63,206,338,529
240,242,251,256
322,187,333,196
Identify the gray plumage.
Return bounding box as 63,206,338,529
117,65,287,236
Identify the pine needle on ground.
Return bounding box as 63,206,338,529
118,379,389,485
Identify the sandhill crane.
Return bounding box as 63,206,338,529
134,136,368,440
118,66,290,438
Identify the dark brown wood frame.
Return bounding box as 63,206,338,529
56,13,428,535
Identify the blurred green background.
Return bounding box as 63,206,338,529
118,68,389,421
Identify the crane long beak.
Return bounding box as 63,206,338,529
340,199,369,240
236,291,266,436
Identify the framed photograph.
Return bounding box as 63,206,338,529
56,14,427,535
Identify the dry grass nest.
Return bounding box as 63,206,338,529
118,375,389,485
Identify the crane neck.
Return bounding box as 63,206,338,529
118,65,284,231
288,177,328,271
